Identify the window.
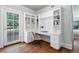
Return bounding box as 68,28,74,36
7,12,19,29
73,21,79,29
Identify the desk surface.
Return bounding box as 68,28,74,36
36,31,61,36
36,31,50,36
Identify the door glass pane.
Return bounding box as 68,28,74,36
14,14,19,29
25,16,30,31
31,17,35,29
14,14,19,40
14,30,19,40
7,12,14,29
7,12,14,42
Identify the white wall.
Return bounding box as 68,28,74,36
61,5,73,49
0,5,36,48
37,6,52,18
0,8,3,47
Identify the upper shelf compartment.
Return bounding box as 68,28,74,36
53,7,62,33
24,14,36,32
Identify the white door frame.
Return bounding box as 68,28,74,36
1,7,24,47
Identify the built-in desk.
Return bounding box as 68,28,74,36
24,31,62,50
35,31,62,50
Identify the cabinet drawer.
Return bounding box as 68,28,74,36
50,35,59,43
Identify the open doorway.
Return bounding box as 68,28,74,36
72,5,79,52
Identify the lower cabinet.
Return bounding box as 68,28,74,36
24,32,34,43
50,34,62,50
50,42,60,50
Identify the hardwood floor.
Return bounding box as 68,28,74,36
0,40,78,53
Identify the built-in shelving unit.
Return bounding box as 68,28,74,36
24,16,36,32
50,7,62,50
24,14,36,43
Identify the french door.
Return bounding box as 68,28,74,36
2,8,23,46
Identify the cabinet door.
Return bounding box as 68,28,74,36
27,32,34,43
50,42,60,50
24,32,34,43
50,35,61,50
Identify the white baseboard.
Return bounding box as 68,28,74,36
61,43,72,50
24,40,34,43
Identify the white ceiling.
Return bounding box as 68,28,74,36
22,5,49,11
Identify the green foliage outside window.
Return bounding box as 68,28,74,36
7,12,19,29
